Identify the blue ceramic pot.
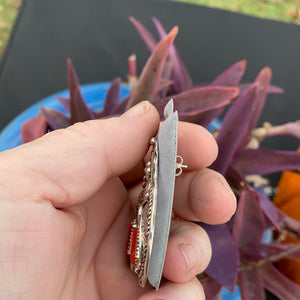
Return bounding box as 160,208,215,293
220,287,240,300
0,82,130,151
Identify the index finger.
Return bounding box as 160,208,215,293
177,122,218,170
0,102,160,207
121,122,218,186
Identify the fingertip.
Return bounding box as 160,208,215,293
121,101,158,121
189,169,237,224
177,122,218,169
173,168,236,224
138,278,205,300
163,221,211,283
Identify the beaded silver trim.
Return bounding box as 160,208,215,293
127,137,187,287
127,137,158,287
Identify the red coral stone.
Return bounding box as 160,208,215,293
130,228,138,264
126,222,133,253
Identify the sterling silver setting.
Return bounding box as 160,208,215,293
127,137,187,288
127,137,158,287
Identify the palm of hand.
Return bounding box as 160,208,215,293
1,177,142,299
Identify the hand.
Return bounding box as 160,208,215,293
0,102,236,299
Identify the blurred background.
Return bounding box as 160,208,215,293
0,0,300,58
0,0,21,57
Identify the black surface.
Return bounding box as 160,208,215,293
266,290,279,300
0,0,299,150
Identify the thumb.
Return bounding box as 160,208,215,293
0,101,160,207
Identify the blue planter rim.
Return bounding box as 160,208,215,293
0,82,130,151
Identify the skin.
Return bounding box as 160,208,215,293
0,102,236,300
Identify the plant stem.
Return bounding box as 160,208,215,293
240,243,300,272
197,242,300,283
281,217,300,239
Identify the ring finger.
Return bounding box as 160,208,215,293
162,220,211,283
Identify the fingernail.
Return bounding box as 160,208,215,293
219,178,237,213
179,243,199,274
122,101,150,118
219,178,236,200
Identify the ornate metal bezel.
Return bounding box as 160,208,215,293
127,137,158,287
126,134,187,288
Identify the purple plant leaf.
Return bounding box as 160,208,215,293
67,58,80,97
102,77,121,115
57,96,71,112
258,187,300,235
202,279,222,300
219,68,271,151
40,107,71,130
232,189,265,246
236,68,272,150
258,189,286,230
190,88,235,127
277,244,300,260
157,78,173,93
152,17,193,93
279,215,300,240
70,87,94,123
225,166,247,191
188,61,246,127
201,223,239,291
129,18,177,96
260,263,300,300
235,148,300,176
266,85,285,94
152,86,238,117
190,106,224,128
153,78,174,103
240,83,284,95
238,269,266,300
112,95,130,115
211,84,258,175
126,26,178,108
67,59,94,123
267,120,300,139
177,87,238,115
211,60,247,87
246,243,300,260
223,166,248,231
129,17,156,52
21,114,48,143
249,67,272,131
159,60,174,99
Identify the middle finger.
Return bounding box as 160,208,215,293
127,168,236,224
121,121,218,186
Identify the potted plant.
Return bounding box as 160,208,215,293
1,17,300,300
